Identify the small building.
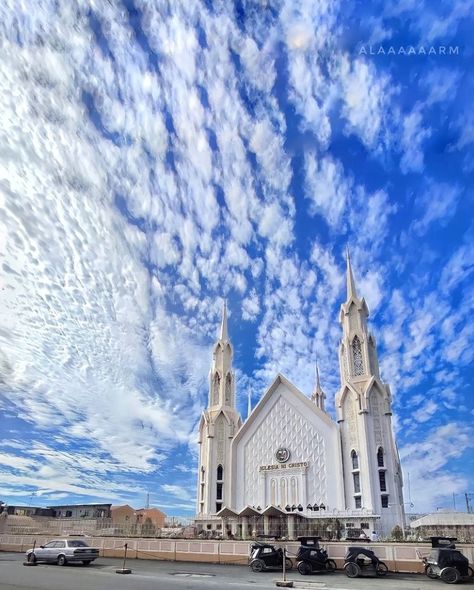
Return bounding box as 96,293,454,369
49,503,111,519
111,504,135,525
410,511,474,543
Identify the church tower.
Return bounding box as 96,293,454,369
336,253,404,534
197,302,242,517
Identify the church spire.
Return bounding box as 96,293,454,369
346,248,358,301
219,299,229,342
311,361,326,411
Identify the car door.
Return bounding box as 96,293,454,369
36,541,58,562
54,540,66,561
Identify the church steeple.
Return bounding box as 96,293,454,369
210,300,234,408
197,302,242,517
346,248,358,302
220,299,229,342
311,362,326,411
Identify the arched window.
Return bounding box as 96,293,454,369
351,450,359,470
377,447,384,467
352,336,364,376
225,373,232,403
212,373,220,405
217,464,223,481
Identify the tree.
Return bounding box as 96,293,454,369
391,525,403,541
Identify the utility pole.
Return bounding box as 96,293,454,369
465,493,473,514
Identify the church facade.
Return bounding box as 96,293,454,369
196,256,405,539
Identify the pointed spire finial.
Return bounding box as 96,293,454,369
220,298,229,341
247,385,252,419
312,357,326,411
316,360,321,392
346,247,358,301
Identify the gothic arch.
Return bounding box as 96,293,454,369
351,449,359,470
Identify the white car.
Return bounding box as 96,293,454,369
26,538,99,565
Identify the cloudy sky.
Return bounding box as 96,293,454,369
0,0,473,517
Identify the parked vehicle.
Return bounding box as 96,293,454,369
421,537,473,584
25,538,99,566
295,536,336,575
248,542,293,573
343,546,388,578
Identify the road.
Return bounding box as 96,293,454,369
0,552,462,590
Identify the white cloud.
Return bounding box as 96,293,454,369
304,153,351,227
400,106,431,173
161,484,193,502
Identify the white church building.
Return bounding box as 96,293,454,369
196,256,405,539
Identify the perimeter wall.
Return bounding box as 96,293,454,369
1,534,474,573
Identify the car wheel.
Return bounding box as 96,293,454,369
285,558,293,571
297,561,312,575
344,562,361,578
468,566,474,578
326,559,337,572
440,567,460,584
377,562,389,576
57,555,67,567
425,565,438,579
27,553,37,564
250,559,264,573
82,560,92,566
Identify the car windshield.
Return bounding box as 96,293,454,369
67,540,89,547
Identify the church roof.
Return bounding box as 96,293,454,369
261,505,287,516
238,506,262,517
216,506,239,518
235,373,336,444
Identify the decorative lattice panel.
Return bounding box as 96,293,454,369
243,396,327,505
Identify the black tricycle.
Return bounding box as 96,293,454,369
421,537,474,584
343,546,389,578
248,542,293,573
295,536,336,575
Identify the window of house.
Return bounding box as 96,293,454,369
216,502,222,512
379,470,387,492
353,472,360,494
355,496,362,509
346,523,354,528
351,450,359,470
377,448,384,467
381,495,389,508
361,522,369,529
216,482,223,500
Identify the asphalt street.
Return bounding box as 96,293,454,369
0,552,468,590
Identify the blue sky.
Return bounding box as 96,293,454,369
0,0,473,517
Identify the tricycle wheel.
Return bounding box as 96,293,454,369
440,567,460,584
285,557,293,571
377,562,389,576
326,559,337,572
250,559,264,573
425,565,438,579
297,561,311,575
344,562,361,578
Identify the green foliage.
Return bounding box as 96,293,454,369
391,525,403,541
